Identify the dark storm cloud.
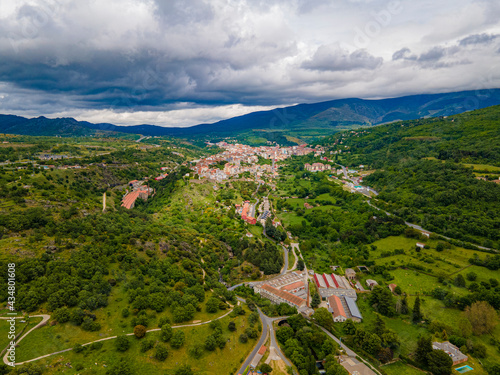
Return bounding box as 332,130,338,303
392,48,416,61
459,33,498,46
392,44,469,69
302,45,383,71
0,0,499,126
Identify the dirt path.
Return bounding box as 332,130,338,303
1,315,50,365
4,307,236,366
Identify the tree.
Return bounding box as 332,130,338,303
140,339,155,352
369,286,395,317
115,335,130,352
189,344,204,358
171,330,185,349
311,293,321,308
458,318,473,338
427,349,453,375
312,307,334,331
463,301,498,335
133,324,146,338
206,296,220,313
160,323,173,342
372,315,386,337
239,333,248,343
466,272,477,281
343,319,356,335
378,347,393,363
297,259,305,271
400,296,409,315
154,344,169,361
228,321,236,331
276,326,294,344
454,274,466,287
415,336,432,365
259,363,273,373
205,335,217,351
412,296,422,323
436,243,445,252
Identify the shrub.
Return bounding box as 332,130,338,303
171,331,185,349
90,341,103,351
134,325,147,338
154,344,169,361
140,339,155,353
115,335,130,352
239,334,248,343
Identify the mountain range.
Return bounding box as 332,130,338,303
1,89,500,139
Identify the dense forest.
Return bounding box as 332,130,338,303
321,105,500,248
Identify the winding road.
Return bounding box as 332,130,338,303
236,297,294,375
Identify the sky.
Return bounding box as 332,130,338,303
0,0,499,127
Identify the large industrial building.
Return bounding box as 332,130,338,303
313,273,357,300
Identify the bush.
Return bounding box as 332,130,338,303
140,339,155,353
155,344,169,361
189,344,204,358
205,335,217,351
259,363,273,373
53,306,71,323
171,330,185,349
174,365,193,375
228,321,236,331
122,308,130,318
134,324,147,338
115,335,130,352
239,334,248,343
73,343,85,353
158,316,171,328
90,341,103,351
160,323,173,342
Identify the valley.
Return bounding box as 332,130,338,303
0,105,499,375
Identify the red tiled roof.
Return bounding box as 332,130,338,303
258,345,267,355
328,295,347,318
281,281,305,291
261,284,306,307
331,274,340,288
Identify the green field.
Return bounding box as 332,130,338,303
462,163,500,172
381,360,427,375
17,306,257,375
13,288,231,363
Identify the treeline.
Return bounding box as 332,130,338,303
365,160,500,247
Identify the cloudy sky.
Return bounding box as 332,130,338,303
0,0,499,127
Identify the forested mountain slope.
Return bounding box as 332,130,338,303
324,105,500,249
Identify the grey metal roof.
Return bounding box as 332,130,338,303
345,297,363,319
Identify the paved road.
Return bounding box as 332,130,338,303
280,245,288,275
315,324,382,375
237,299,268,374
267,316,293,368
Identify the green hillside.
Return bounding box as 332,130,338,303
324,105,500,249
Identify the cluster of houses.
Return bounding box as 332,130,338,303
304,162,332,172
191,143,318,182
